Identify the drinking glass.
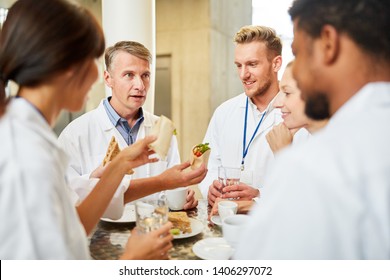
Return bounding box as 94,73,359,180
218,166,241,196
135,193,168,234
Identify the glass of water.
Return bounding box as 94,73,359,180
135,193,168,234
218,166,241,196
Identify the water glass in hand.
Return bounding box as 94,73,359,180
218,166,241,196
135,195,168,234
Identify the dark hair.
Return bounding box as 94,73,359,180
0,0,105,116
289,0,390,61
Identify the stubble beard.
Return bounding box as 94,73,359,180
246,78,272,99
304,93,330,120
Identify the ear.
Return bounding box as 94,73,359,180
103,70,112,88
63,66,76,80
319,24,340,65
272,55,282,72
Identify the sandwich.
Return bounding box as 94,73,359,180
102,136,134,175
190,142,211,169
168,211,192,234
148,115,176,160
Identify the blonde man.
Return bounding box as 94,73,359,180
199,26,286,205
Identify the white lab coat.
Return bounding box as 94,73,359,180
0,99,89,259
58,100,180,218
198,93,283,198
235,82,390,259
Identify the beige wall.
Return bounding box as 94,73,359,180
156,0,251,158
0,0,14,7
77,0,105,113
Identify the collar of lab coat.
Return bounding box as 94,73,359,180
13,98,61,147
95,99,156,146
96,100,154,130
10,98,69,171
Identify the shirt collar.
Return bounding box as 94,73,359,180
103,97,144,127
241,92,279,116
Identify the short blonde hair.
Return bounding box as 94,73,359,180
105,41,152,72
234,25,282,59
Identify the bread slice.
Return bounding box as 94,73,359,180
102,136,134,175
168,211,192,234
102,136,120,166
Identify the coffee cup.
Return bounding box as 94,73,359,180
222,214,249,248
218,200,238,221
166,187,188,210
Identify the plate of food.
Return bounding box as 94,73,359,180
192,237,234,260
168,212,203,239
100,204,136,223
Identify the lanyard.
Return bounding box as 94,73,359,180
241,97,267,170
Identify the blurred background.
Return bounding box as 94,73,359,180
0,0,293,159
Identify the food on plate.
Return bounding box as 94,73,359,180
102,136,133,174
148,115,176,160
190,142,211,170
168,211,192,234
169,228,181,235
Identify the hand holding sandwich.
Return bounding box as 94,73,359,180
114,135,159,173
78,135,159,234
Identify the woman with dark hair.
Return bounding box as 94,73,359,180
0,0,172,259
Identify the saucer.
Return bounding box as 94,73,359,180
192,237,234,260
210,215,222,226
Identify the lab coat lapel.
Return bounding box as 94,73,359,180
248,95,281,141
95,101,128,149
137,111,154,139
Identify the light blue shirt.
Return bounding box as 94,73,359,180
103,97,144,145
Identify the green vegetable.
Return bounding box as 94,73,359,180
170,228,181,235
193,143,210,155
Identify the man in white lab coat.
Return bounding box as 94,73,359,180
235,0,390,259
59,41,206,219
199,26,284,205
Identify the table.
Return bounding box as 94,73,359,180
89,199,222,260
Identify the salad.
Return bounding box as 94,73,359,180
192,143,210,157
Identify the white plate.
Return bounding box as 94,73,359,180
100,204,136,223
192,237,234,260
210,215,222,226
173,218,203,239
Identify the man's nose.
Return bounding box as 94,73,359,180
239,66,250,80
133,75,145,91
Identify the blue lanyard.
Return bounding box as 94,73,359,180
241,97,267,170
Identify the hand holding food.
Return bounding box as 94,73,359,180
102,136,134,175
